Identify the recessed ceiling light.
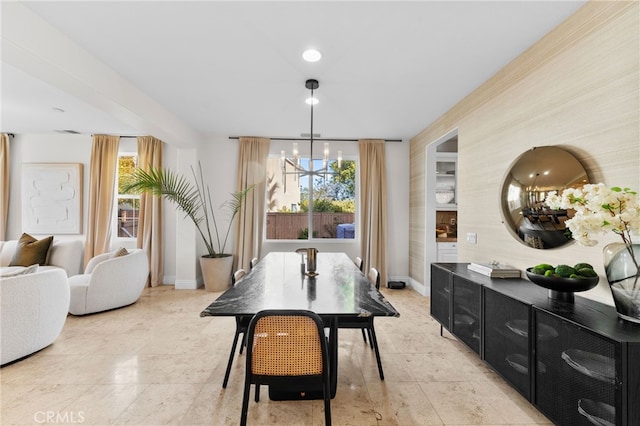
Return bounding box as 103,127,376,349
52,107,65,113
302,49,322,63
305,97,319,105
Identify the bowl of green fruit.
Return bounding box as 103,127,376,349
526,263,599,301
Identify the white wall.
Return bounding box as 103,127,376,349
7,134,92,242
385,140,410,281
162,143,178,284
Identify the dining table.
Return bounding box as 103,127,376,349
200,251,400,399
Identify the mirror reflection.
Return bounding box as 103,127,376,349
500,146,590,249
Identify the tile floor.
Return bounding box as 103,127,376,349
1,285,552,425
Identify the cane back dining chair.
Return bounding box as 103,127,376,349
240,310,331,426
337,267,384,380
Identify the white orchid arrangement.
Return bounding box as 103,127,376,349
545,183,640,273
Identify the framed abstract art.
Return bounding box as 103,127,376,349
21,163,83,234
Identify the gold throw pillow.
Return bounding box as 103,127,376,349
9,233,54,267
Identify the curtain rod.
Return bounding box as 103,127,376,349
229,136,403,143
90,134,138,138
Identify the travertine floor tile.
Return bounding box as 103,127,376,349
0,285,552,425
330,383,379,425
1,384,93,425
420,381,526,425
471,381,553,425
359,352,414,383
366,381,443,425
113,384,203,425
60,384,148,425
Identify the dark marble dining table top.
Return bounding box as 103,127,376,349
200,252,400,318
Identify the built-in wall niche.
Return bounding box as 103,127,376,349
436,211,457,237
435,133,457,211
436,136,458,153
425,129,459,294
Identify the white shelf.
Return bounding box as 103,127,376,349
436,153,457,210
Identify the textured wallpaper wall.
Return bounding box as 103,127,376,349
410,2,639,304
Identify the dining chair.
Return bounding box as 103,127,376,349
223,268,250,388
240,310,331,426
232,268,246,286
368,267,380,290
250,257,259,271
337,267,384,380
354,256,364,272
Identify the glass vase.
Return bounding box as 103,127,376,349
603,242,640,323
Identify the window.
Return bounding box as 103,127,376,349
265,155,357,240
114,152,140,239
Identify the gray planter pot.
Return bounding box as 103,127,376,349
200,255,234,292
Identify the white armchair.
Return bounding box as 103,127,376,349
68,249,149,315
1,269,70,365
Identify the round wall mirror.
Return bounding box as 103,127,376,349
500,146,590,249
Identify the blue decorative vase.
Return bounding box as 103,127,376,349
603,243,640,323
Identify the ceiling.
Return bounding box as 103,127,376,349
1,1,587,144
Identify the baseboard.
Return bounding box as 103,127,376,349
405,277,428,296
174,279,201,290
388,275,427,296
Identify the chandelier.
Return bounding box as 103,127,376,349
280,79,342,182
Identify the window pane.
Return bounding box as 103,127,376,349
265,156,356,240
118,155,138,194
117,197,140,238
116,155,140,239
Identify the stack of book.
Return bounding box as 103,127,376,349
467,262,521,278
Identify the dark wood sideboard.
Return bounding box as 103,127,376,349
431,263,640,426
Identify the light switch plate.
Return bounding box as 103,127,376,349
466,233,477,244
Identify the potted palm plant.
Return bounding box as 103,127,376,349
124,163,252,291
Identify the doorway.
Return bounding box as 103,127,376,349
424,130,458,295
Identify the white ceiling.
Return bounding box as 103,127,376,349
1,1,587,143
